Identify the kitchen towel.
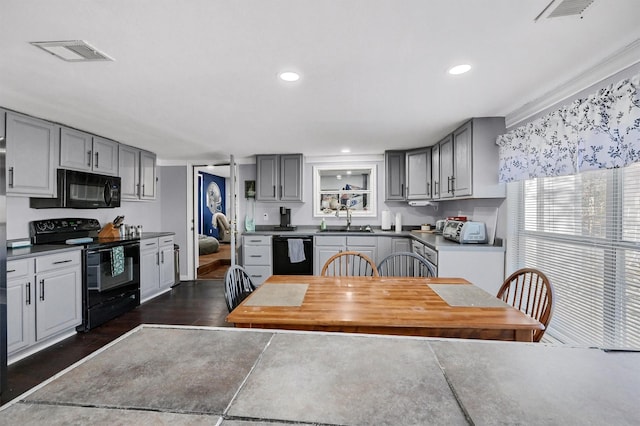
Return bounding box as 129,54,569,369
287,239,306,263
111,246,125,277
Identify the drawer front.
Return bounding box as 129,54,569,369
159,236,174,247
141,238,159,252
35,250,81,273
7,259,31,279
244,245,271,265
347,236,376,247
243,235,271,246
422,245,438,266
315,236,346,246
244,265,271,285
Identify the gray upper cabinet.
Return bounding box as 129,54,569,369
256,154,302,202
92,136,119,175
438,117,506,200
5,111,57,197
438,134,454,199
452,121,472,197
119,144,141,199
384,150,405,201
256,155,278,201
140,150,157,200
406,147,432,200
60,127,118,176
431,142,441,199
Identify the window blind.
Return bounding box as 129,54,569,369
506,163,640,349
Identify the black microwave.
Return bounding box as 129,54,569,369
30,169,121,209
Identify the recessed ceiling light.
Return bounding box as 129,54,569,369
448,64,471,75
279,71,300,82
341,148,351,153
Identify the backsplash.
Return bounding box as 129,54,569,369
6,196,162,241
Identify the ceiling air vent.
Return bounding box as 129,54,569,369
30,40,114,62
534,0,595,22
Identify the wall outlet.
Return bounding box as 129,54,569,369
263,213,268,221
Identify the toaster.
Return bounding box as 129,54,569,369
442,220,488,244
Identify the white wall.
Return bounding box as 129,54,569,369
7,196,162,241
159,166,188,277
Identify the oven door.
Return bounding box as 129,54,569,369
86,241,139,292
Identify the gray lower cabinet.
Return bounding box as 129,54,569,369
242,235,272,285
140,238,160,300
314,235,378,275
385,150,406,201
377,237,411,263
60,127,119,176
140,235,175,301
7,250,82,359
5,111,57,197
256,154,303,201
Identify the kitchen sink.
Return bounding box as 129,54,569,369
318,226,374,233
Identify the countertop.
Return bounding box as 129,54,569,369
2,325,637,424
7,232,175,260
243,226,505,252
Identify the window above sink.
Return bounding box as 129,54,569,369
313,164,377,218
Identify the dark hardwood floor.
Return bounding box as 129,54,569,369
1,279,231,405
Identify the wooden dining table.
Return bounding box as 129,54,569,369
227,275,544,342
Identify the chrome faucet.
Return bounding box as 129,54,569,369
336,205,352,229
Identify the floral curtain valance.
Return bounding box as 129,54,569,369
497,72,640,183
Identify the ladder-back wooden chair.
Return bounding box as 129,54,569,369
497,268,554,342
377,252,435,277
320,251,379,277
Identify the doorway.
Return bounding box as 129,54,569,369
191,157,238,280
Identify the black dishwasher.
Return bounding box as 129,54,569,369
272,235,314,275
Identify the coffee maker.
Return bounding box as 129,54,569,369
280,207,291,228
276,206,295,230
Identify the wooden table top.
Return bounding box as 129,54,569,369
226,275,544,342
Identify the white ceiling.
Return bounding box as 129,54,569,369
2,0,640,163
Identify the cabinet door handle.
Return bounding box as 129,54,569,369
250,255,261,258
161,251,165,263
40,279,45,301
95,151,99,168
26,282,31,305
427,182,431,196
8,167,14,188
434,181,439,196
401,183,404,197
156,252,160,265
53,259,73,265
272,185,276,197
450,176,455,194
87,150,92,167
142,184,145,196
145,242,156,246
7,269,16,273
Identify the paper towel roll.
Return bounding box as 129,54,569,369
395,212,402,233
381,210,391,230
